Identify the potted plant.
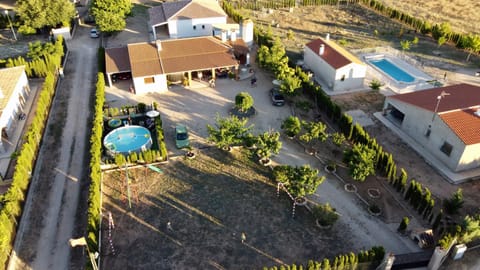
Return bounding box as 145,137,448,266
185,147,196,160
281,116,301,138
312,203,339,228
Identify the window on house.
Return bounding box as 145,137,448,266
440,141,453,156
193,25,196,30
341,75,346,81
144,77,155,84
202,25,205,29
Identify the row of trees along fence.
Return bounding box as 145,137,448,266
0,37,64,268
2,37,65,78
262,246,385,270
356,0,480,56
85,71,105,268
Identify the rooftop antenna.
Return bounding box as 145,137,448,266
432,91,450,122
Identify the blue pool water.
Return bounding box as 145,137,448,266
369,58,415,83
104,125,152,156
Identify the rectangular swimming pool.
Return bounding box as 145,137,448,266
368,58,415,83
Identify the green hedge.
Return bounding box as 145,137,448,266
85,71,105,265
262,246,385,270
0,38,63,268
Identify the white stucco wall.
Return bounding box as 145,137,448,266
133,74,168,95
304,47,336,88
170,16,226,38
304,47,366,92
384,98,474,172
0,70,28,152
333,63,366,92
458,143,480,171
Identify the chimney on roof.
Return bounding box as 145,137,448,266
474,108,480,117
156,40,162,51
319,44,325,55
326,33,330,41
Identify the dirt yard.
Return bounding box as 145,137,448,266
378,0,480,35
101,148,364,270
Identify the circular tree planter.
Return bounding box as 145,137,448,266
325,165,336,174
259,158,272,166
294,197,307,206
316,219,332,229
368,204,382,216
368,188,381,199
305,147,316,155
185,151,196,160
344,184,357,193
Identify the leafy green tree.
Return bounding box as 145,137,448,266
343,144,376,182
16,0,76,34
462,34,480,62
299,121,328,143
256,131,282,161
459,215,480,244
432,22,451,40
443,188,464,215
235,92,254,112
331,132,346,147
437,36,447,48
207,114,253,150
281,116,302,137
279,73,302,95
273,165,325,198
91,0,132,33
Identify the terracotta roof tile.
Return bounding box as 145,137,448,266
127,43,163,77
105,47,131,73
173,1,226,20
158,37,238,73
305,38,363,69
440,108,480,145
390,83,480,112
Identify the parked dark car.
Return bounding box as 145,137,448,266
270,88,285,106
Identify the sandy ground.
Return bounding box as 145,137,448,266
7,23,96,270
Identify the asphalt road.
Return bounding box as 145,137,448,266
7,23,97,270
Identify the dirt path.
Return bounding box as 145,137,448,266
7,25,96,270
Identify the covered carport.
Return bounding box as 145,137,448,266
105,46,132,87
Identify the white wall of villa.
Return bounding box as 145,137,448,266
384,98,478,172
170,16,226,39
133,74,168,95
304,47,366,92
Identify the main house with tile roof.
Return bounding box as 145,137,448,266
105,37,239,94
148,0,227,40
303,36,366,92
0,66,30,152
383,83,480,174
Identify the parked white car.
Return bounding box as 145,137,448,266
90,28,99,38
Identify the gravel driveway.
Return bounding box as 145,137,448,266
7,23,97,270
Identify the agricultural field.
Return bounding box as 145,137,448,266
378,0,480,35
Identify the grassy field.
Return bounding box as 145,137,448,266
378,0,480,35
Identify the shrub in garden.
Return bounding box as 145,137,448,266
299,120,327,143
369,79,383,90
313,203,339,226
207,114,253,150
255,131,282,161
398,216,409,232
273,164,325,198
235,92,254,112
443,188,464,215
343,143,376,182
281,115,301,138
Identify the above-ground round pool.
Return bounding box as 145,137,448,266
104,125,152,156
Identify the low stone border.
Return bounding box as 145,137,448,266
368,205,382,216
344,183,357,193
367,188,381,199
324,165,336,174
